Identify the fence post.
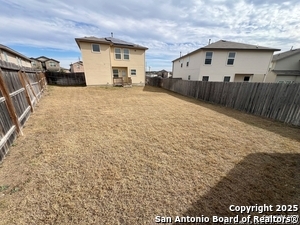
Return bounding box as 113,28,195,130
18,71,34,112
0,68,23,136
23,72,39,102
36,72,43,91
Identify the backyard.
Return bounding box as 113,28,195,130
0,85,299,224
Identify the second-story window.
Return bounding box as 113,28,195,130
123,49,130,60
92,44,100,52
49,62,56,67
115,48,121,59
227,52,236,65
205,52,213,65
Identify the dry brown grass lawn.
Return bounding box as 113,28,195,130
0,85,299,225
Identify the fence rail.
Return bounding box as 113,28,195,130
147,77,300,127
0,60,46,162
45,71,86,86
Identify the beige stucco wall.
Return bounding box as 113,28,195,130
0,50,31,67
173,50,274,82
79,42,112,85
172,52,201,80
79,42,146,86
200,50,273,82
110,48,146,85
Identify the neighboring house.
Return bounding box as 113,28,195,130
31,56,60,72
267,48,300,83
172,40,280,82
75,36,148,86
0,44,32,67
30,58,43,70
157,69,171,78
60,67,70,73
70,61,84,73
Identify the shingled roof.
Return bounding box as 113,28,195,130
272,48,300,61
75,36,148,50
202,40,280,51
173,40,280,62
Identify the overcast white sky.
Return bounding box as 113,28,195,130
0,0,299,71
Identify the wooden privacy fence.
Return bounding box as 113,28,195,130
148,78,300,126
45,71,86,86
0,60,46,162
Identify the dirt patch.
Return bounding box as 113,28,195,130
0,86,299,224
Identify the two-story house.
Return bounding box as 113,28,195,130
70,61,84,73
75,36,148,86
0,44,32,68
172,40,280,82
31,56,60,72
267,48,300,83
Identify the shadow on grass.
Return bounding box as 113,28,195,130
173,153,300,224
143,85,300,142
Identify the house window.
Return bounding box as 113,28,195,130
123,49,130,60
227,52,236,65
205,52,213,64
188,75,191,80
224,76,230,82
115,48,121,59
49,62,56,67
31,61,36,66
131,69,136,76
186,61,189,67
186,57,190,67
113,69,119,78
202,76,209,81
244,76,250,82
181,63,183,67
92,44,100,52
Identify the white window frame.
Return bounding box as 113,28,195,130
131,69,136,76
202,76,209,81
91,44,100,53
204,52,213,65
224,76,231,82
227,52,236,65
115,48,121,59
123,49,130,60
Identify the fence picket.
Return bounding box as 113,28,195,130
147,78,300,126
0,60,46,162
